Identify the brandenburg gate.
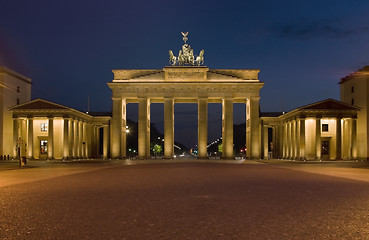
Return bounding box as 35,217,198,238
108,33,264,159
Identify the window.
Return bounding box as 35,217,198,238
351,86,354,93
17,86,20,93
352,98,354,105
40,140,47,154
41,123,48,132
16,98,20,105
322,124,329,132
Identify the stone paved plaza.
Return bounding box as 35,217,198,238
1,160,369,239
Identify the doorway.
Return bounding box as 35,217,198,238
321,140,330,160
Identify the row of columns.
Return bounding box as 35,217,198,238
264,117,357,160
111,97,261,159
13,117,108,159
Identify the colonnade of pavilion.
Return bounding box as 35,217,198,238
261,99,359,160
12,117,106,159
10,99,111,160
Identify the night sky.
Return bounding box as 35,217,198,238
1,0,369,147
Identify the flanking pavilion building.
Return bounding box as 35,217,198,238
10,99,110,160
261,99,359,160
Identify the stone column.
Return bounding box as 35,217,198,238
27,118,33,159
111,98,122,158
263,125,268,159
287,121,291,159
13,118,19,158
291,121,296,159
91,126,95,157
299,118,305,160
96,126,100,157
351,118,357,159
103,125,109,159
336,117,342,160
76,120,80,158
247,97,261,159
295,120,300,159
74,120,79,157
222,98,233,159
342,120,349,159
272,127,277,159
121,99,127,158
48,118,54,159
282,123,286,159
82,123,86,158
197,98,208,159
79,121,83,158
315,117,321,160
164,98,174,159
138,98,150,159
63,118,69,159
85,124,90,158
68,119,74,158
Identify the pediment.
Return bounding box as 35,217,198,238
298,99,360,111
10,99,69,110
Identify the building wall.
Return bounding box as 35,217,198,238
0,67,31,157
33,119,48,159
321,118,337,160
340,75,369,159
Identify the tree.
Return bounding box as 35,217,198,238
218,144,222,154
152,144,162,158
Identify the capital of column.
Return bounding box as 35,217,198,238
248,96,260,101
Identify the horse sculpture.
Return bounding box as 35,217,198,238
169,50,177,66
195,50,204,66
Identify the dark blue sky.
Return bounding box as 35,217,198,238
1,0,369,147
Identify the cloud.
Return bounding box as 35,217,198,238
276,18,368,40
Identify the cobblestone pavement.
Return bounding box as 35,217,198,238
0,160,369,239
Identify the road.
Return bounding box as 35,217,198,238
1,161,369,239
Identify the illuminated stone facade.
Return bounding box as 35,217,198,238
340,66,369,160
261,99,359,160
10,99,110,160
108,66,264,159
0,67,31,158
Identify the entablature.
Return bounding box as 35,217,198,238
108,82,263,99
